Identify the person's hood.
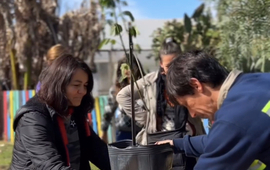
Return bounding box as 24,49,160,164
13,96,54,131
217,69,242,109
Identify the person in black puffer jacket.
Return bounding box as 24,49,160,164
11,54,111,170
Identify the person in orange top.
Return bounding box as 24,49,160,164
36,44,69,92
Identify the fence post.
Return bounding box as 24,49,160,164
0,87,3,140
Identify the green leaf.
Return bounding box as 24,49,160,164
110,26,116,35
122,11,135,22
110,24,123,36
110,39,116,45
121,1,128,6
129,26,137,37
119,63,130,82
192,3,205,19
98,38,111,49
99,0,107,7
100,0,116,8
135,44,142,53
202,15,211,28
184,14,192,33
115,24,123,35
254,58,263,70
206,29,219,38
264,59,270,72
134,26,140,35
196,23,203,33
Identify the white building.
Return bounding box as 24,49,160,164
89,19,181,96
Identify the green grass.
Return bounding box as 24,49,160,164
91,163,100,170
0,141,99,170
0,141,13,170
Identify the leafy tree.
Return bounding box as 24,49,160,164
0,0,104,90
150,3,219,61
215,0,270,72
98,0,140,54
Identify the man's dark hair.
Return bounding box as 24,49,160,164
38,54,94,115
166,50,229,105
159,37,182,62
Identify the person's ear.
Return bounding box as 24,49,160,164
190,78,203,93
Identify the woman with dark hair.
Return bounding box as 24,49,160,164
101,55,146,142
11,54,111,170
116,38,205,170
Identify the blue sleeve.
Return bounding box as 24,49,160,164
175,121,259,170
173,135,207,157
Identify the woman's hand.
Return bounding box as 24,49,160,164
155,140,174,146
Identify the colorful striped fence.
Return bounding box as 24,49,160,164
91,95,115,143
2,90,209,143
2,91,115,143
3,90,36,143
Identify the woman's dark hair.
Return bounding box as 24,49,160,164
38,54,94,115
166,50,229,105
159,37,182,62
116,54,145,89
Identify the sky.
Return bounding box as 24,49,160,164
60,0,210,20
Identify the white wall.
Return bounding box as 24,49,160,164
89,50,159,96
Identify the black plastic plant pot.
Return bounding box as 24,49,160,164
108,140,174,170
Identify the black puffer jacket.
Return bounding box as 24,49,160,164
10,96,111,170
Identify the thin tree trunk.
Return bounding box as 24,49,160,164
10,47,19,89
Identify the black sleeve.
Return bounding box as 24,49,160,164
19,112,74,170
87,127,111,170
